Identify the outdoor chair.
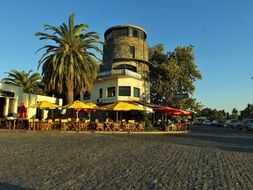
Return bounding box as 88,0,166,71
33,119,40,130
79,120,89,131
46,119,53,131
0,118,5,128
169,123,178,131
124,122,132,132
61,119,69,130
131,122,139,132
138,121,145,131
95,119,104,131
104,121,113,131
112,122,121,131
52,118,60,129
28,119,34,130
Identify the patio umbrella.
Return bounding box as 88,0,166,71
154,106,192,121
85,102,101,120
154,106,181,121
101,101,144,121
29,100,59,109
62,100,93,119
29,100,59,120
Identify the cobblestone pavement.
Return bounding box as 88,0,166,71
0,126,252,190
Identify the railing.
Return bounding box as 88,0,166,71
98,69,142,79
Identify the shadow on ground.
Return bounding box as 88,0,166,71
0,182,33,190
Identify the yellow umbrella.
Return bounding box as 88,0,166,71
101,101,144,121
62,100,93,109
101,101,144,111
86,102,101,109
85,102,102,120
62,100,93,119
29,100,59,109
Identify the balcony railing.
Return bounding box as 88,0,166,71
97,69,142,79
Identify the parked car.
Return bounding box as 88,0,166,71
211,120,226,127
226,119,240,129
240,119,253,131
202,120,212,126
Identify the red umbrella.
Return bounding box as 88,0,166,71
154,106,192,117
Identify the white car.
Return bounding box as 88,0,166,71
242,119,253,130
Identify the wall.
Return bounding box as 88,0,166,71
103,36,149,66
0,82,23,117
86,77,150,103
23,93,63,119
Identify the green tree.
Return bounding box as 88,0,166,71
36,14,102,104
240,104,253,119
197,107,226,121
149,44,202,111
2,70,44,94
231,108,239,119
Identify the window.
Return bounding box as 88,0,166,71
128,28,133,36
107,87,116,97
99,88,103,98
83,91,90,100
134,87,140,97
119,86,131,96
133,30,138,37
129,46,135,58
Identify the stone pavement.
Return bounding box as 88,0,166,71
0,126,252,189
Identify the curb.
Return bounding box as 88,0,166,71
0,129,190,135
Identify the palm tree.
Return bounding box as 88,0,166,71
2,70,44,94
35,14,102,104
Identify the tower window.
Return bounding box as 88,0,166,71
129,46,135,58
133,30,138,37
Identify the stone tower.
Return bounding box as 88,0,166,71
102,25,151,81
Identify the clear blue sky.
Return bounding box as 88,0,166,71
0,0,253,113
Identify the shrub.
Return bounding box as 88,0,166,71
145,119,157,131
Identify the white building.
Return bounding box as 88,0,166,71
0,82,62,119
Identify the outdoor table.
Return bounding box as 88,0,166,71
16,118,29,129
6,118,16,130
0,118,6,128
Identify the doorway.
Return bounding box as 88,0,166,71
0,97,5,118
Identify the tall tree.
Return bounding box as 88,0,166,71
1,70,44,94
149,44,202,111
35,14,102,104
240,104,253,119
231,108,239,119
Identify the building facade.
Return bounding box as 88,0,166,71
0,82,62,119
82,24,152,104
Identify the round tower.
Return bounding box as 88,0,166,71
103,25,151,79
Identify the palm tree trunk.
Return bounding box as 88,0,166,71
66,90,74,104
